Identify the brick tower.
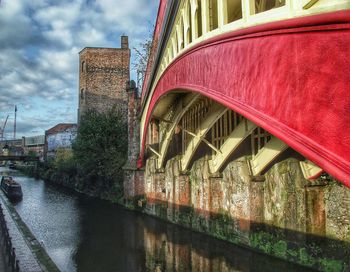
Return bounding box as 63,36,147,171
78,36,130,122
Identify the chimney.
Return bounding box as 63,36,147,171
121,35,129,49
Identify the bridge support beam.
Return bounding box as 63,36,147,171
300,160,323,180
210,119,256,173
157,93,201,169
181,103,227,171
249,137,289,176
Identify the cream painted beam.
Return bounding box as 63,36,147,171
241,0,251,21
218,0,227,27
157,93,201,169
202,0,209,34
300,160,323,179
190,0,196,41
210,119,257,173
147,145,161,157
183,128,222,154
183,3,190,46
249,137,289,176
181,103,228,171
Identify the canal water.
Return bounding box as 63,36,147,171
1,168,313,272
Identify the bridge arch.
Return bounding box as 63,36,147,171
140,12,350,187
143,84,300,176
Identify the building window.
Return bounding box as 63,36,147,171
81,61,86,72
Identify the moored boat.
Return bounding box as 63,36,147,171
1,176,22,201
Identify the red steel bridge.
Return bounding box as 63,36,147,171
139,0,350,187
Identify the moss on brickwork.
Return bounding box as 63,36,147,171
319,259,344,272
249,230,346,271
192,214,210,233
264,158,307,232
142,155,350,270
154,202,168,220
177,206,193,227
210,211,235,241
324,179,350,242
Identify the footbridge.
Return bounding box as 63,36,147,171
139,0,350,187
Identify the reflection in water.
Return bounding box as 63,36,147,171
3,168,312,272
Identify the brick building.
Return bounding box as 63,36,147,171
78,36,130,122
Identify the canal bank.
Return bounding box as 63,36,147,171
15,161,350,271
5,167,317,271
0,190,59,272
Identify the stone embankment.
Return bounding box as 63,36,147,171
0,191,60,272
125,155,350,272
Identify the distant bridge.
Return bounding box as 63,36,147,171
0,155,39,162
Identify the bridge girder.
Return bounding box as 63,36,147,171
210,119,257,173
148,91,327,181
156,93,200,169
181,103,227,171
249,137,289,176
300,160,323,180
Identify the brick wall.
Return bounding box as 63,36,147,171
78,36,130,122
140,155,350,270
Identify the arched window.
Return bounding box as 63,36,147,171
81,61,86,72
80,88,85,100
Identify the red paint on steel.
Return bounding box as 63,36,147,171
139,10,350,187
141,0,168,100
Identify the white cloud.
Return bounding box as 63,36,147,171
0,0,158,136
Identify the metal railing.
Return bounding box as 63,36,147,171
0,203,20,272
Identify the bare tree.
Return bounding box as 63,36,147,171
132,23,159,92
133,37,153,90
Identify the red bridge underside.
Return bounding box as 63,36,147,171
140,10,350,187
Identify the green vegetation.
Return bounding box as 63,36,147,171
27,150,38,157
22,107,128,202
52,148,76,176
72,107,127,201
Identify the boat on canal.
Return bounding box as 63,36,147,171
1,176,22,201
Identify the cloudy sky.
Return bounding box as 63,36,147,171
0,0,158,139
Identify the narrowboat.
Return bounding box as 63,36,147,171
1,176,22,201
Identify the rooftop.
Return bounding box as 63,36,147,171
46,123,77,135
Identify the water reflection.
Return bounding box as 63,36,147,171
2,168,312,272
